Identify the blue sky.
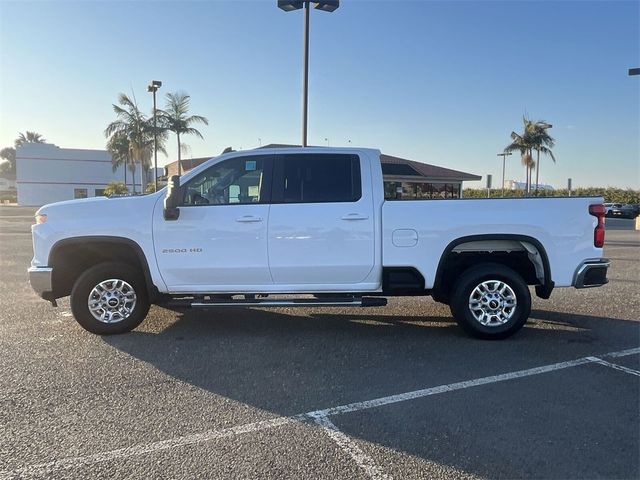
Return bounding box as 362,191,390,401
1,0,638,188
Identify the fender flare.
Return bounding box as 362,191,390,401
48,235,159,300
432,234,554,300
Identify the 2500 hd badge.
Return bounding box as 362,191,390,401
161,248,203,254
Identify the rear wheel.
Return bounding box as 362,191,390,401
449,263,531,339
70,262,149,335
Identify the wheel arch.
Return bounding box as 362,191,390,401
48,236,158,300
432,234,554,302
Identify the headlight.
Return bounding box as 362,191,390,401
35,213,48,224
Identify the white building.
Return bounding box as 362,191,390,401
16,143,151,206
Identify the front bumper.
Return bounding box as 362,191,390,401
28,266,53,299
573,259,610,288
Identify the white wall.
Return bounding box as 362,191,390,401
16,143,149,206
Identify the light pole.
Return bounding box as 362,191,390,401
278,1,339,147
534,122,552,195
147,80,162,192
497,152,512,196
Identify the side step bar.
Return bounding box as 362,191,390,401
166,297,387,309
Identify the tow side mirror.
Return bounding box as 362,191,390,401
164,175,182,221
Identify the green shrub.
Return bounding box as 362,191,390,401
103,182,129,196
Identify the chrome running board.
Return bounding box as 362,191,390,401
167,297,387,309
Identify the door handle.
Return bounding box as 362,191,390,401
236,215,263,223
341,213,369,221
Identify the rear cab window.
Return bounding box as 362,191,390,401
272,153,361,203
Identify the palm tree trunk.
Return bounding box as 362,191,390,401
140,158,146,193
528,149,533,194
124,159,128,191
140,152,147,193
535,148,540,195
177,133,182,176
131,165,136,194
524,151,528,194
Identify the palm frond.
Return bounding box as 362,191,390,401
181,127,204,139
539,145,556,162
185,114,209,126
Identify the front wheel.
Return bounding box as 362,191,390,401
449,263,531,340
70,262,150,335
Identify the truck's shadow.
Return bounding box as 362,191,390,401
104,306,639,478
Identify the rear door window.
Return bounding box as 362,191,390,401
273,154,361,203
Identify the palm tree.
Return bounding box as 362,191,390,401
530,122,556,194
504,118,536,193
504,116,555,194
105,93,164,193
158,92,208,176
15,131,46,147
106,132,133,192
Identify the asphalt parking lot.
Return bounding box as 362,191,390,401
1,206,638,479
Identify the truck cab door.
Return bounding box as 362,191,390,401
153,154,274,292
267,152,376,288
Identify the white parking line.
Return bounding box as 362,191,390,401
314,416,392,480
605,347,640,358
0,415,303,479
310,356,594,418
2,346,638,479
586,356,640,377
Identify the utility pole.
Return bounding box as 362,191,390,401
147,80,162,191
497,152,512,196
278,1,339,147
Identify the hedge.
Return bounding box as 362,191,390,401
463,188,640,204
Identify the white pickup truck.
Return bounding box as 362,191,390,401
28,147,609,339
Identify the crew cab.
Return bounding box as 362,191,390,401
28,147,610,339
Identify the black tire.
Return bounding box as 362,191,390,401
449,263,531,340
70,262,150,335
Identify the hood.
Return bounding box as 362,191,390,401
36,193,162,216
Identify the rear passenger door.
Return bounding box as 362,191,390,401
268,152,375,286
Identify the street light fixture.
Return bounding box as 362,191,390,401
629,68,640,76
278,1,339,147
497,152,512,196
147,80,162,192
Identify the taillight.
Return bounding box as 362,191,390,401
589,204,606,248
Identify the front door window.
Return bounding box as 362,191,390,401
182,156,266,206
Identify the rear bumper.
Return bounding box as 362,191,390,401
573,259,610,288
28,266,53,299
